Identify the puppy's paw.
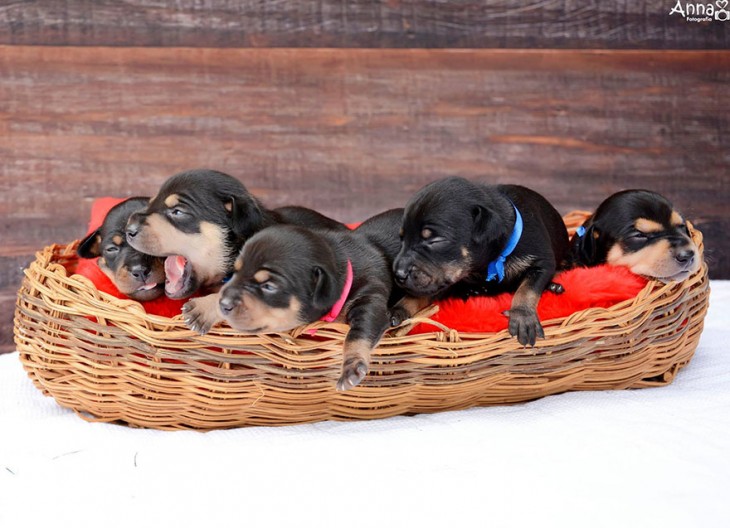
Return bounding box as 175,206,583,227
388,306,410,328
546,282,564,294
507,307,544,347
336,358,368,391
182,299,217,335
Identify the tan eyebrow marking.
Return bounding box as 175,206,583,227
253,270,271,283
635,218,664,233
112,235,123,245
164,194,180,208
670,210,684,226
421,228,432,239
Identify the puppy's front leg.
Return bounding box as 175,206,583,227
337,294,390,391
507,262,556,347
182,292,223,334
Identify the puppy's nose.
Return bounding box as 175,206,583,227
394,266,410,284
126,223,139,239
675,249,695,265
126,213,143,239
219,294,240,316
130,264,149,282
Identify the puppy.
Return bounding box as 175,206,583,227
78,197,165,301
182,224,394,391
125,169,344,299
393,177,569,346
567,189,700,282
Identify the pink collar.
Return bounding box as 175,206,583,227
320,260,353,323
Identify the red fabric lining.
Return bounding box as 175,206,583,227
409,265,647,334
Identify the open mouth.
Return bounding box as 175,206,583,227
164,255,192,298
136,281,163,292
126,280,164,301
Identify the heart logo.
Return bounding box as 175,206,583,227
718,0,728,10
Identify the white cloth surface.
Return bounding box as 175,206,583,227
1,282,729,528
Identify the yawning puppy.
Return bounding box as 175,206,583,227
78,197,165,301
393,177,569,346
125,169,343,299
567,189,700,282
182,224,394,391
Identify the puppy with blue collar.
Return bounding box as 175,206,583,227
567,190,700,282
391,177,569,346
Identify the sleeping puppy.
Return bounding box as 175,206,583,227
182,224,393,391
392,177,569,346
78,197,165,301
125,169,344,299
567,189,700,282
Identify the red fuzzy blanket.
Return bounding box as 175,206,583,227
410,266,647,334
74,198,648,331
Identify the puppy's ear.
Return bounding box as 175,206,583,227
571,224,601,265
229,194,264,240
77,229,102,258
311,266,337,312
470,205,502,247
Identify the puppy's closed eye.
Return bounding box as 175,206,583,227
628,230,649,241
259,281,278,294
166,207,191,220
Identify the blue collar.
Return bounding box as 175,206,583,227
486,203,523,283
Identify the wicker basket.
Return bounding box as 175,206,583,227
14,211,709,430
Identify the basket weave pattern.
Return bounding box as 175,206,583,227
14,212,709,430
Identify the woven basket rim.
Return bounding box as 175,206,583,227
21,211,706,344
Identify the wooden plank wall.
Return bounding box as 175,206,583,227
1,2,728,352
0,1,727,48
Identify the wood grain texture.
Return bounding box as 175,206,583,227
1,46,728,353
0,1,727,49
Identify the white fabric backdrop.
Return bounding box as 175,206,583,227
2,282,729,528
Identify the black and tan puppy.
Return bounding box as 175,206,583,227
393,177,569,346
182,224,393,391
567,189,700,282
78,197,166,301
125,169,344,299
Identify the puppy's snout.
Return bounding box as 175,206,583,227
675,248,695,265
130,264,149,282
126,213,143,240
219,293,240,316
126,223,140,240
394,266,410,283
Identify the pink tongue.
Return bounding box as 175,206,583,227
164,255,187,295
